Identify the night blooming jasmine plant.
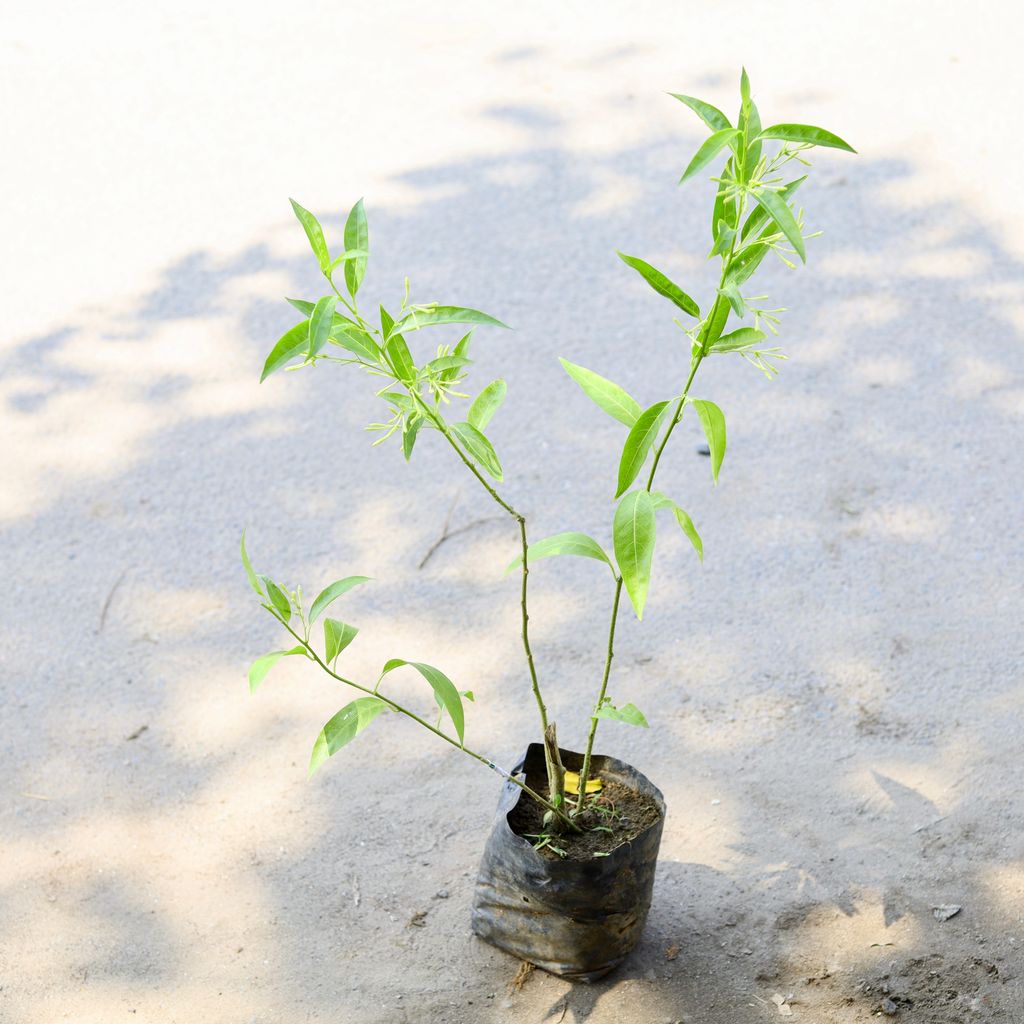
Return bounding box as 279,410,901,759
243,70,854,851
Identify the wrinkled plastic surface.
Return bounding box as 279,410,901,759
470,743,666,981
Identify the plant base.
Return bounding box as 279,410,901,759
470,743,666,982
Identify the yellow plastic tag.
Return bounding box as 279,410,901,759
564,770,602,795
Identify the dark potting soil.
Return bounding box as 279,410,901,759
507,778,663,862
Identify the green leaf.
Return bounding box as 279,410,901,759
559,358,642,428
740,175,806,241
379,660,465,745
616,401,671,499
739,67,751,105
396,306,509,333
616,253,700,318
757,123,856,153
700,299,731,351
671,505,703,562
614,490,657,619
742,96,762,180
329,322,380,362
308,295,338,357
260,320,309,382
324,618,359,665
343,198,369,297
326,248,369,274
402,415,423,461
680,128,741,183
506,532,615,575
386,335,415,383
444,331,474,383
711,159,739,242
425,355,472,376
668,93,731,132
309,697,388,776
248,646,307,695
690,398,727,483
710,219,736,259
286,297,315,316
595,702,649,727
710,327,765,354
240,530,262,596
750,188,805,263
309,576,371,624
726,243,770,287
260,576,292,623
651,492,703,562
719,280,746,318
468,379,507,432
289,199,330,274
451,422,502,481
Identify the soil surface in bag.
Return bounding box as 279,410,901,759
508,777,662,860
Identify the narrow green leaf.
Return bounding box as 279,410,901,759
616,252,701,318
613,490,657,619
324,618,359,665
309,697,388,775
671,505,703,563
726,242,770,287
690,398,727,483
240,530,262,595
710,327,766,354
701,299,731,351
616,401,671,499
668,93,731,132
468,379,507,432
396,306,509,333
386,336,415,383
329,322,379,362
343,198,369,297
718,280,746,318
326,248,369,274
750,188,805,263
289,199,330,274
425,355,472,376
680,128,741,183
757,123,856,153
309,576,371,624
559,358,642,428
260,320,309,382
379,660,465,745
249,646,306,695
651,493,704,562
710,219,735,259
506,532,614,575
595,702,650,727
402,415,422,461
260,576,292,623
739,68,751,105
451,422,502,481
740,175,806,240
286,297,315,316
308,295,338,358
444,331,474,383
743,97,762,179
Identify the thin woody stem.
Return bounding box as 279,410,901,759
278,616,577,829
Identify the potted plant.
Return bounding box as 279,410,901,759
242,70,854,981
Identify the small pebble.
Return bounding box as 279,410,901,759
434,889,450,900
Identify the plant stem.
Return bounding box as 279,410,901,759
574,191,749,800
408,392,560,806
575,575,623,813
279,617,578,830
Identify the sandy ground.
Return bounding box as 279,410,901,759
3,2,1023,1021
